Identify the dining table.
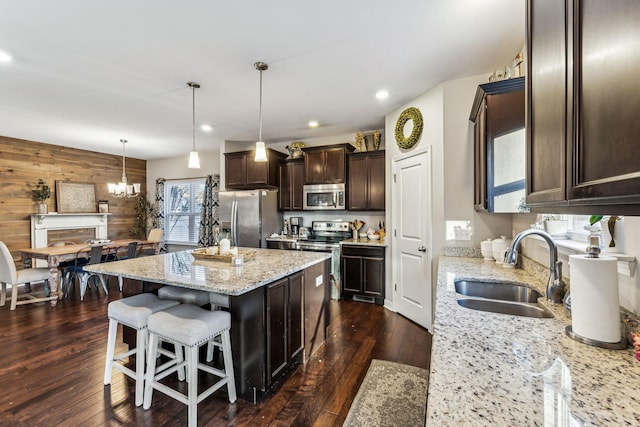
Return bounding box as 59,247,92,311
19,239,160,306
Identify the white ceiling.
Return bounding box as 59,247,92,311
0,0,525,160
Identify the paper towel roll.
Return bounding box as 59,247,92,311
569,254,620,343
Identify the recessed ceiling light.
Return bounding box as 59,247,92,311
308,120,319,128
376,90,389,100
201,124,213,132
0,50,12,63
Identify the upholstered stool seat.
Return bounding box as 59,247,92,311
143,303,236,427
157,285,210,306
103,293,181,406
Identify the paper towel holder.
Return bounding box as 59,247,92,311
565,326,628,350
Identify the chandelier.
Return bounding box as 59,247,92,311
108,139,141,198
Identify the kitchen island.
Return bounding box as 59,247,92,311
428,256,640,426
86,248,332,402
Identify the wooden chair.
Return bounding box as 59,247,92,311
63,245,108,300
0,241,51,310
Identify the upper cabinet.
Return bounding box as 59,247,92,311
278,159,305,211
526,0,640,214
347,151,385,211
303,144,354,184
225,149,286,189
470,77,526,213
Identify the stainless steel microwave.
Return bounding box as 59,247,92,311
303,183,346,210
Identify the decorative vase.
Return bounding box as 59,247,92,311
37,203,48,214
601,218,625,253
372,131,381,150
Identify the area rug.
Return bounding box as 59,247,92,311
343,359,429,427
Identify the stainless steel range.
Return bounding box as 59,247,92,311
296,220,352,299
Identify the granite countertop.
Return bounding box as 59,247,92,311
340,238,387,247
427,256,640,426
84,248,330,296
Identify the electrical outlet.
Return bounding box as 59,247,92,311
315,275,323,287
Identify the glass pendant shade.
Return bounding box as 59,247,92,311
254,141,267,162
188,150,201,168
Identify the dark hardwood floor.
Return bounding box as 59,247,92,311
0,277,432,426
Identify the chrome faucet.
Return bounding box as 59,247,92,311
504,229,566,303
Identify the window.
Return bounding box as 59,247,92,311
164,178,205,244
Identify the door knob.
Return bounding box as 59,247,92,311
418,246,426,252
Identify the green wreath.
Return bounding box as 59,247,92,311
394,107,423,149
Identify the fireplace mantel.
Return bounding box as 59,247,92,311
30,213,110,248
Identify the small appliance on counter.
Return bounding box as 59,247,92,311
289,216,303,236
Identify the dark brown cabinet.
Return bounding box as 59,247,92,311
303,144,354,184
526,0,640,214
469,77,525,212
347,151,385,211
225,149,285,189
266,271,303,383
278,159,304,211
341,245,385,305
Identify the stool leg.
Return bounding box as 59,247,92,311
79,274,89,301
143,332,159,410
221,330,237,403
1,283,6,306
103,319,118,385
206,340,214,362
187,346,198,427
118,275,123,292
176,343,186,382
135,327,146,406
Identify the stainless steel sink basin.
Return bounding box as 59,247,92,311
454,280,553,319
455,280,542,303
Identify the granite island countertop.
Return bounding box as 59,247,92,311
340,238,387,247
85,248,330,296
427,256,640,426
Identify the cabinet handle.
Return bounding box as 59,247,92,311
418,246,427,252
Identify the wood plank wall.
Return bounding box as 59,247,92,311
0,136,147,257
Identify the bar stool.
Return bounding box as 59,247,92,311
103,293,181,406
143,304,237,427
206,292,230,362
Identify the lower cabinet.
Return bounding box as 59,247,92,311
340,245,385,305
266,271,304,382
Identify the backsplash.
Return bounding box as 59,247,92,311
443,246,482,258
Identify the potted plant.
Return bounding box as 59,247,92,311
31,179,51,214
542,215,568,237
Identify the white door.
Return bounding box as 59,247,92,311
392,148,432,330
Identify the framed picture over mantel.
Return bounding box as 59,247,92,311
56,181,97,213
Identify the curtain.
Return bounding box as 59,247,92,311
154,178,167,253
197,174,220,247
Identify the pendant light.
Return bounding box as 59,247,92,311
108,139,141,198
187,81,201,168
254,62,268,162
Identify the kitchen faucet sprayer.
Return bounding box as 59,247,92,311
504,229,566,303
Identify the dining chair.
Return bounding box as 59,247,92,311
116,242,139,292
0,241,51,310
63,245,108,300
141,229,163,255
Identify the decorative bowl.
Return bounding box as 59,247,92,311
368,234,380,240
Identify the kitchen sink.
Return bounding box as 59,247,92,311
454,279,553,319
455,280,542,303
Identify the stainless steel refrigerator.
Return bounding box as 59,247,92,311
218,190,282,248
